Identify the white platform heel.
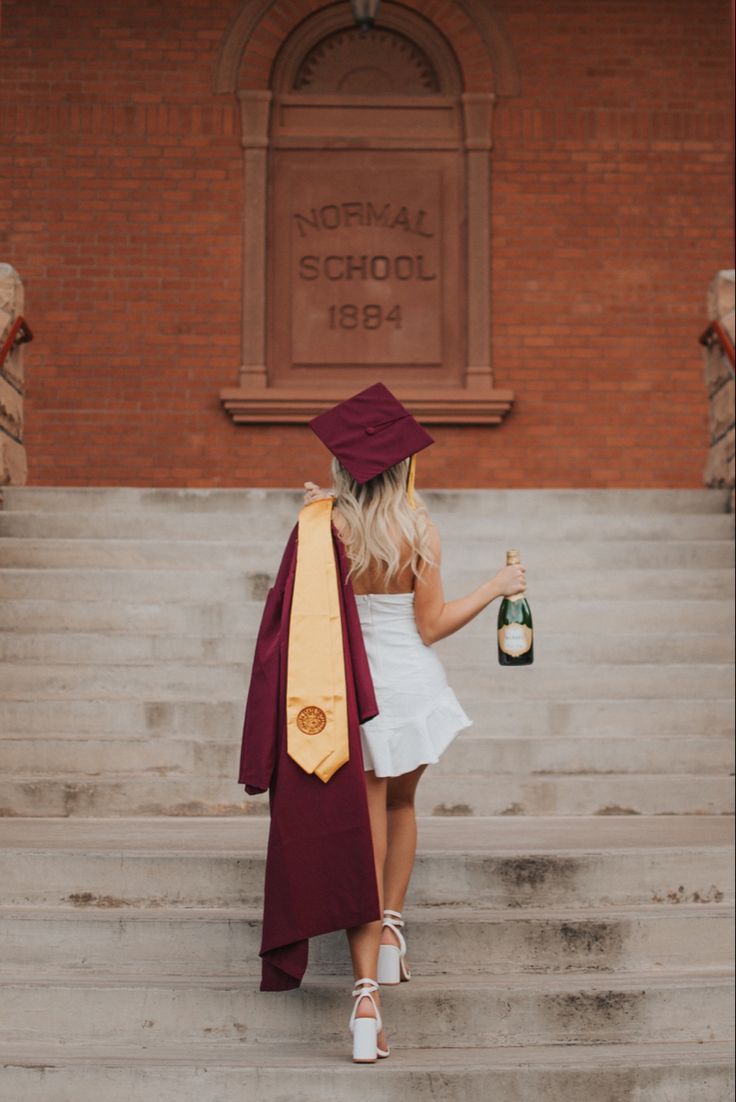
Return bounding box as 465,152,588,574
377,908,411,985
349,977,390,1062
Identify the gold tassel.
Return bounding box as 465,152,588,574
407,453,417,509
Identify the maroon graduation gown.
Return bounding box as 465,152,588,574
237,521,381,991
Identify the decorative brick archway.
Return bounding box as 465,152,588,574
216,0,520,425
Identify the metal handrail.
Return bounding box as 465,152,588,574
699,317,735,371
0,315,33,371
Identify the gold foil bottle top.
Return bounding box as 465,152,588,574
506,549,521,565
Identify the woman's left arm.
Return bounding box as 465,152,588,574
413,520,515,645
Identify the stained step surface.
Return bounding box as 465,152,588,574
1,817,731,910
1,486,732,1097
0,1041,733,1102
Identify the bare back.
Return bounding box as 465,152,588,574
332,506,415,595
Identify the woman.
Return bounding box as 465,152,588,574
303,440,526,1062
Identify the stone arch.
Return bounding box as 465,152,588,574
269,4,463,96
214,0,520,98
294,28,442,94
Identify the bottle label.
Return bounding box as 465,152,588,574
498,623,533,656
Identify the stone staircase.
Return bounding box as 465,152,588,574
0,486,733,1099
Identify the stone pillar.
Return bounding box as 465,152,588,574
462,92,496,390
0,264,28,488
237,90,272,390
703,270,735,513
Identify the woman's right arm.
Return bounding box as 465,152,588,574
413,519,527,646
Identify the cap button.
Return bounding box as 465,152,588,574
366,425,377,435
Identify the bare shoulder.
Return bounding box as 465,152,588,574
331,504,348,535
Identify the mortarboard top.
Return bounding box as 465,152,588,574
308,382,434,484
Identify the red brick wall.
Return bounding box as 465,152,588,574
1,0,732,488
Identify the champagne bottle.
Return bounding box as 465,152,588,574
497,549,534,666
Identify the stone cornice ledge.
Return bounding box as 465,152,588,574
220,386,514,425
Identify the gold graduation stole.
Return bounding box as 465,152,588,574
286,497,349,783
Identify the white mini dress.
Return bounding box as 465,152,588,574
354,591,473,778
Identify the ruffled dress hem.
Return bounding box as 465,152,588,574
359,685,473,778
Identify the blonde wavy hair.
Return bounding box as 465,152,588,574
330,457,436,585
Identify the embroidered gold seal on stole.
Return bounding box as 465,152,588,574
296,705,327,735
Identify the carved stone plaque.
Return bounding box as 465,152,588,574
269,150,464,387
290,170,441,365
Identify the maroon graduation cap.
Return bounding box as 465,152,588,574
308,382,434,484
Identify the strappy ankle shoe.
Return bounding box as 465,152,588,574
348,977,390,1062
377,908,411,985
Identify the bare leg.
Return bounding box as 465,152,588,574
346,769,388,1049
381,763,428,959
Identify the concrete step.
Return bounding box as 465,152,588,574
1,535,733,571
1,659,732,701
0,817,730,911
1,696,732,739
2,770,731,817
437,630,734,665
419,772,735,817
1,565,732,601
0,567,271,603
2,485,731,515
2,902,731,976
435,734,735,775
0,1040,732,1102
1,733,732,780
1,969,732,1047
0,486,731,1097
1,596,734,634
0,628,732,666
0,627,732,666
2,506,735,541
